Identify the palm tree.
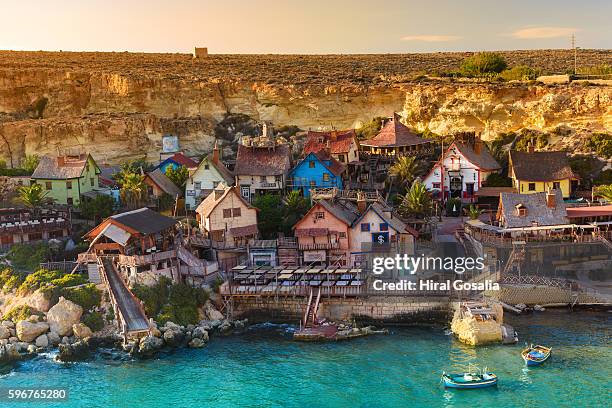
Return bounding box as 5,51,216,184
595,185,612,203
15,184,52,208
283,190,310,231
120,172,147,209
398,181,433,219
389,156,418,192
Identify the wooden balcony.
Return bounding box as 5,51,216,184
117,250,177,267
298,242,340,251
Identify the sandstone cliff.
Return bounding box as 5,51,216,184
0,51,610,164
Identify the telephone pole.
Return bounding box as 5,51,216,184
571,33,577,75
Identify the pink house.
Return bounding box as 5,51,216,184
293,200,358,267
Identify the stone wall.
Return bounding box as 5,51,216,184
485,284,603,306
231,295,451,324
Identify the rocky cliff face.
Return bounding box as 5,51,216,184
0,51,610,164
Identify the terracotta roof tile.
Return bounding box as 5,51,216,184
166,153,198,169
360,113,431,148
304,129,357,155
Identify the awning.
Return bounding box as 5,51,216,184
101,223,132,246
295,228,329,237
230,224,258,237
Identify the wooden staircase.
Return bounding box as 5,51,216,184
302,287,322,328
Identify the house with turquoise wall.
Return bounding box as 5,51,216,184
288,152,345,197
31,154,101,206
157,153,198,174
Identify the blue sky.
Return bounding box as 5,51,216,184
1,0,610,53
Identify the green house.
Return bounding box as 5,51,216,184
31,154,101,206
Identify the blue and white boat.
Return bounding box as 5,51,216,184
441,367,498,389
522,344,552,366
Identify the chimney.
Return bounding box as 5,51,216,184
212,140,220,163
546,189,556,209
527,140,535,154
474,133,482,155
325,139,331,153
356,191,367,214
57,156,65,167
330,130,338,141
214,187,224,200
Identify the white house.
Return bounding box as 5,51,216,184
185,142,234,210
423,137,501,203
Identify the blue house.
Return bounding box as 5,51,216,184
157,153,198,174
288,152,345,197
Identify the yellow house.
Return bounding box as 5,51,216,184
31,154,101,206
509,148,578,199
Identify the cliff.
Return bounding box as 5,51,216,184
0,51,610,164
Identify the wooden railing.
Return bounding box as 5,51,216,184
117,249,176,266
298,242,340,250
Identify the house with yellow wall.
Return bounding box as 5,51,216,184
31,154,101,206
509,147,578,199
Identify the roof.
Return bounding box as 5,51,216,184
566,205,612,219
304,129,357,155
205,154,234,185
145,168,182,197
510,150,577,182
476,186,517,197
234,144,291,176
360,113,431,148
453,142,501,171
195,185,256,219
353,203,418,237
291,151,346,177
159,153,198,169
109,208,177,235
31,154,97,180
498,190,568,228
317,199,360,226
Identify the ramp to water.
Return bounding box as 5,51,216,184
101,258,149,333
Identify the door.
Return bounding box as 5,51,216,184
465,182,474,197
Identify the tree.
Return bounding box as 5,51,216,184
595,185,612,203
165,165,189,188
21,155,40,174
120,172,147,209
15,184,53,208
356,117,386,140
398,181,433,219
252,194,283,239
78,194,115,223
460,52,507,76
283,191,310,232
482,172,513,187
389,156,418,192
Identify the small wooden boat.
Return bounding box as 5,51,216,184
522,344,552,366
441,367,498,389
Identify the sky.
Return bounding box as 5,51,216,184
1,0,610,53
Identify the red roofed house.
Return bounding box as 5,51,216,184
158,153,199,174
423,134,501,203
360,113,433,157
304,129,360,164
234,143,291,202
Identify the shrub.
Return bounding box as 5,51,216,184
482,173,513,187
460,52,507,77
6,242,50,271
17,269,62,295
588,133,612,158
106,308,115,322
82,311,104,332
51,274,87,288
500,65,540,81
0,268,25,293
3,305,42,322
356,117,386,140
594,169,612,186
61,284,102,311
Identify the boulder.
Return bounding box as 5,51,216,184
8,337,18,344
57,341,90,362
162,329,184,347
204,301,224,321
163,321,182,331
0,325,11,340
16,321,49,342
150,327,162,338
4,344,21,360
26,289,53,313
138,335,164,355
46,297,83,336
192,327,209,341
218,320,232,335
188,338,206,348
47,331,61,346
2,320,15,328
35,334,49,348
72,323,93,339
26,344,37,353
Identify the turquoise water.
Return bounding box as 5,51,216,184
0,311,609,408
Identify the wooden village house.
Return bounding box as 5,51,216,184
143,168,182,200
185,142,234,210
157,152,198,174
303,129,360,164
234,143,291,202
0,208,71,250
360,113,433,157
288,151,345,198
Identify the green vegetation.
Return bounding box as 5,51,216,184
595,185,612,202
118,171,147,209
253,192,311,238
0,268,26,293
398,181,434,219
390,156,418,193
460,52,508,77
17,268,86,296
61,284,101,311
132,276,209,326
82,311,104,332
465,205,483,220
514,133,548,151
275,125,301,139
482,173,513,187
446,197,462,217
588,133,612,158
569,155,600,187
21,155,40,174
15,183,54,208
283,191,310,231
500,65,540,81
3,305,42,322
6,242,50,271
579,64,612,76
78,194,115,222
165,165,189,188
356,117,385,140
594,169,612,186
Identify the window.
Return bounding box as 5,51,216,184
553,182,560,190
66,181,72,190
212,181,219,188
90,178,94,187
338,155,345,163
361,223,370,232
314,212,325,219
260,176,267,183
275,175,282,183
323,173,330,182
380,223,388,231
339,231,346,238
45,182,52,190
194,182,201,190
309,161,315,168
204,164,210,170
67,197,74,206
223,209,232,218
433,182,441,189
528,183,536,191
232,207,241,217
